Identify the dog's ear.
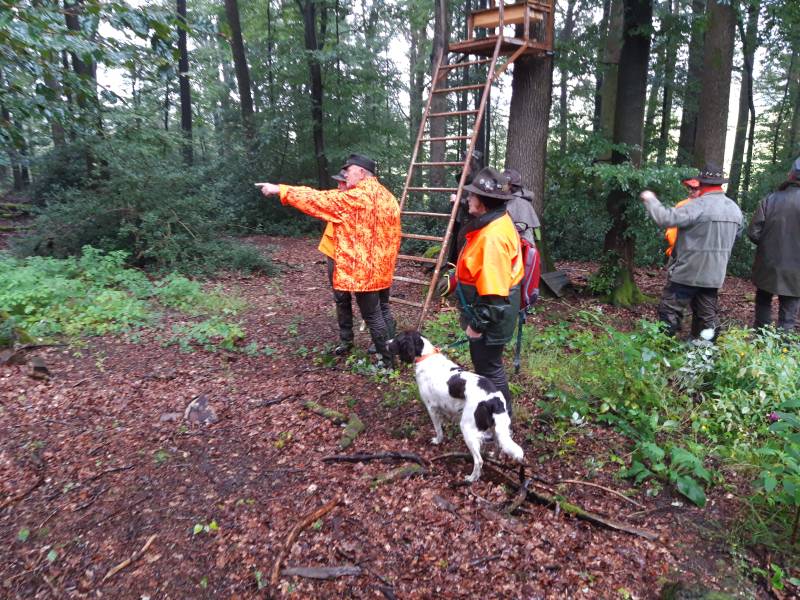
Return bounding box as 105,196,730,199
474,397,506,431
413,331,424,357
397,333,417,363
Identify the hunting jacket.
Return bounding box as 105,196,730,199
643,190,743,289
280,177,401,292
456,209,523,345
748,183,800,296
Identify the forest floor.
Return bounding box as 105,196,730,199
0,235,776,599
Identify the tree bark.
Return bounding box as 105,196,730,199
771,50,796,165
429,0,448,187
603,0,652,306
505,55,554,267
594,0,611,133
558,0,578,154
676,0,706,166
642,35,664,163
693,0,735,168
788,48,800,161
223,0,256,145
656,0,679,166
177,0,193,165
727,0,759,202
597,0,624,158
297,0,330,187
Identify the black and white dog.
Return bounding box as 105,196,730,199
386,331,524,482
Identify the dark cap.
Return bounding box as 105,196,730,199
463,167,513,201
503,168,523,187
331,170,346,183
695,162,728,184
341,153,376,174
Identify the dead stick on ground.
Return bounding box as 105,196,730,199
270,495,341,588
0,471,45,511
322,452,430,467
431,452,554,487
506,478,531,515
557,479,645,509
101,534,157,583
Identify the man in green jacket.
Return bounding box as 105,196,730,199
748,157,800,331
640,163,743,339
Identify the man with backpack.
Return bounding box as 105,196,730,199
503,168,541,245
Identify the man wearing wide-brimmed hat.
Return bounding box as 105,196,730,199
258,153,400,365
640,163,743,339
747,156,800,332
454,166,523,415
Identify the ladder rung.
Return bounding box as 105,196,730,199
407,186,458,192
394,275,430,286
402,211,451,218
402,233,445,242
420,136,471,142
389,297,424,308
439,59,493,70
397,254,438,264
433,83,485,94
428,109,479,118
414,161,464,167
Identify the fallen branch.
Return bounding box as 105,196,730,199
304,400,347,424
101,534,157,583
468,554,502,567
557,479,645,509
281,566,361,579
250,395,297,409
84,464,133,483
339,414,364,449
371,464,426,487
322,452,429,467
431,452,554,489
270,495,341,588
476,463,658,541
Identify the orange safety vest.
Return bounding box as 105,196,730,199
280,177,401,292
664,197,692,257
318,222,335,258
457,213,523,296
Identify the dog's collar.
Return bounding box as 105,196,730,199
415,348,441,363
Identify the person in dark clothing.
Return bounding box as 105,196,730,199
748,157,800,332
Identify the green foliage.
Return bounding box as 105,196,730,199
165,318,246,353
524,314,800,518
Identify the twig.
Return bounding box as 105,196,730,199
74,486,108,512
468,554,502,567
557,479,645,509
431,452,554,487
281,566,361,579
101,534,157,583
506,478,531,515
270,495,341,588
84,465,133,483
322,452,430,467
93,495,151,527
250,394,297,408
0,470,45,511
41,573,59,596
373,584,398,600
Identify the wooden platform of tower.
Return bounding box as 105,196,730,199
391,0,554,329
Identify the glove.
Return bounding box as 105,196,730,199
435,268,457,297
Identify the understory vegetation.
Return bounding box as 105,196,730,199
0,246,264,353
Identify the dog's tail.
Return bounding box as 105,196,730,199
495,416,524,462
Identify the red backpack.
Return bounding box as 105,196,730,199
518,237,541,312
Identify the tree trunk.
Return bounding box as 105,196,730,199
297,0,330,187
429,0,448,187
771,50,796,165
597,0,624,158
594,0,611,133
656,0,679,166
223,0,256,145
693,0,735,168
727,0,759,202
642,35,664,163
505,55,554,267
676,0,706,166
788,49,800,161
603,0,652,306
266,0,276,108
558,0,578,154
177,0,193,165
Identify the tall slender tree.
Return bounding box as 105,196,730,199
177,0,193,165
694,0,735,168
676,0,705,166
557,0,579,154
429,0,448,187
223,0,256,145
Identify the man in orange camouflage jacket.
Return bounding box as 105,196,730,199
258,154,401,365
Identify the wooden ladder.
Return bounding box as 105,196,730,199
392,0,535,329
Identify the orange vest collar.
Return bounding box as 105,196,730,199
415,348,441,363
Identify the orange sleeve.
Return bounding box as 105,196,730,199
279,184,361,223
